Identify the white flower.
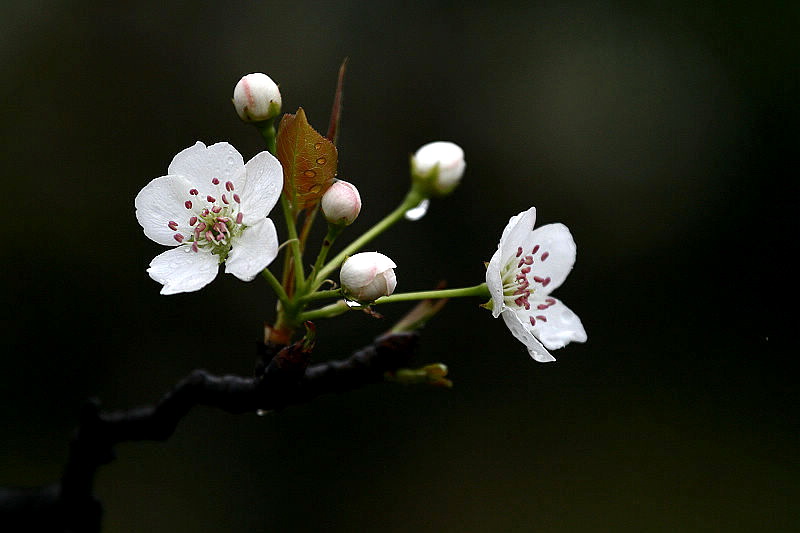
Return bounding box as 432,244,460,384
411,141,466,195
340,252,397,303
321,180,361,226
135,141,283,295
486,207,587,362
232,73,282,122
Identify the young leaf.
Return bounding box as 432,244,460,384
276,108,338,214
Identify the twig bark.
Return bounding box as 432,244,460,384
0,332,418,532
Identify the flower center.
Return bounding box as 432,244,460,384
166,178,246,262
501,245,552,310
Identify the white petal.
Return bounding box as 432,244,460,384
147,246,220,295
167,141,245,195
381,268,397,295
238,151,283,225
135,174,195,246
485,247,505,318
522,296,587,350
224,219,279,281
499,207,537,258
501,310,556,363
525,223,577,295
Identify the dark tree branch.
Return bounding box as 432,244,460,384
1,331,418,532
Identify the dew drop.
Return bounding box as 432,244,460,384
314,142,322,150
309,184,322,194
316,157,326,165
404,199,430,221
303,169,316,178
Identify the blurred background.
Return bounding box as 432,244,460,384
1,1,796,531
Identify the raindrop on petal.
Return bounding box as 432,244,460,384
404,199,430,221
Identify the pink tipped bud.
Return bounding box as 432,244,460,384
232,73,282,122
321,180,361,226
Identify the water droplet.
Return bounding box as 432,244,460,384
303,170,316,178
316,157,326,165
309,184,322,194
404,199,430,221
314,142,322,150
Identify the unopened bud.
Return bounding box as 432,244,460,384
340,252,397,303
321,180,361,226
232,73,282,122
411,141,466,196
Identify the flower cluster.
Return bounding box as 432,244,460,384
134,71,586,363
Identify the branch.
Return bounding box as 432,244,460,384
1,332,418,532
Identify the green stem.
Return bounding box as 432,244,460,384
257,119,277,156
280,195,306,293
308,225,343,284
300,288,342,303
297,283,489,323
261,268,290,306
314,187,425,286
298,300,351,322
373,283,489,305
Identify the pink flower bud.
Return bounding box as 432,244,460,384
232,73,282,122
321,180,361,226
340,252,397,303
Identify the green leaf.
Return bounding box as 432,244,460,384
276,108,338,214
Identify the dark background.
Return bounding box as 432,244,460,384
1,1,796,531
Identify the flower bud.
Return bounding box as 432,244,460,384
340,252,397,303
321,180,361,226
411,141,466,196
232,73,282,122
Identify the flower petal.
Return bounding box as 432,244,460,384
167,141,245,196
499,207,537,259
237,151,283,225
135,174,196,246
485,247,505,318
224,219,279,281
501,310,556,363
522,296,587,350
525,223,577,295
147,247,220,295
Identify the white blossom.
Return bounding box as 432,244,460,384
340,252,397,303
135,141,282,295
486,207,587,362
